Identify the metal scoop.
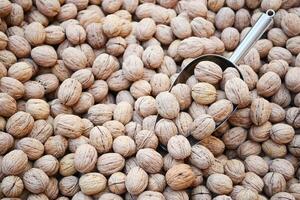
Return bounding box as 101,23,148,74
156,9,275,147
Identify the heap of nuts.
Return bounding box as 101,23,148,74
1,0,300,199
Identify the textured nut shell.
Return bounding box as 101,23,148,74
206,173,233,195
97,153,125,176
53,114,84,138
125,167,148,195
192,82,217,105
189,144,214,170
156,92,180,119
225,78,251,108
16,137,44,160
31,45,57,68
2,150,28,175
79,173,107,195
74,144,97,173
166,164,195,190
6,111,34,138
23,168,49,194
136,148,163,173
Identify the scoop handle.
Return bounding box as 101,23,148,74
229,9,275,64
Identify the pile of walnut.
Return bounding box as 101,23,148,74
1,0,300,199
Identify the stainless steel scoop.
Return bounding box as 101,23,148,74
156,9,275,147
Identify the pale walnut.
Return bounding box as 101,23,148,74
125,167,148,195
155,119,177,146
285,67,300,93
170,84,192,110
89,126,112,154
166,164,195,191
215,7,235,30
250,98,272,126
25,99,50,120
113,136,136,158
0,77,25,100
62,47,87,71
23,168,49,194
194,61,223,85
6,111,34,138
225,78,251,108
167,135,191,160
262,139,287,158
207,173,233,195
270,123,295,144
1,150,28,175
88,104,113,125
74,144,97,173
71,68,94,89
281,13,300,37
249,121,272,142
34,155,59,176
224,159,245,184
135,130,158,150
207,99,234,123
150,73,171,96
97,153,125,176
16,137,44,160
156,92,180,119
170,14,192,39
177,37,204,58
147,173,166,192
0,175,24,198
263,172,286,197
237,140,261,159
108,172,126,195
142,45,164,69
269,159,295,180
59,175,79,197
31,45,57,68
0,93,17,117
189,144,215,170
7,35,31,58
174,112,193,137
45,135,68,158
79,173,107,195
191,17,215,38
59,153,76,176
53,114,84,139
190,114,215,140
192,82,217,105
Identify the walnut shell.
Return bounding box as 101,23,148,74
166,164,195,191
16,137,44,160
23,168,49,194
125,167,148,195
2,150,28,175
53,114,84,138
79,173,107,195
74,144,97,173
6,111,34,138
136,148,163,173
189,144,214,170
97,153,125,176
0,175,24,197
31,45,57,68
207,173,233,195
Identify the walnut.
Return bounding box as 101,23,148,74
237,139,261,159
189,144,215,170
155,92,179,119
125,167,148,195
97,153,125,176
224,159,245,184
16,137,44,160
177,37,204,58
6,111,34,138
2,150,28,175
207,173,233,195
192,82,217,105
23,168,49,194
0,175,24,198
269,159,295,180
166,164,195,190
262,139,287,158
44,135,68,158
59,175,79,197
250,98,272,126
225,78,251,108
108,172,127,195
53,114,84,139
74,144,97,173
113,136,136,158
79,173,107,195
263,172,286,197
